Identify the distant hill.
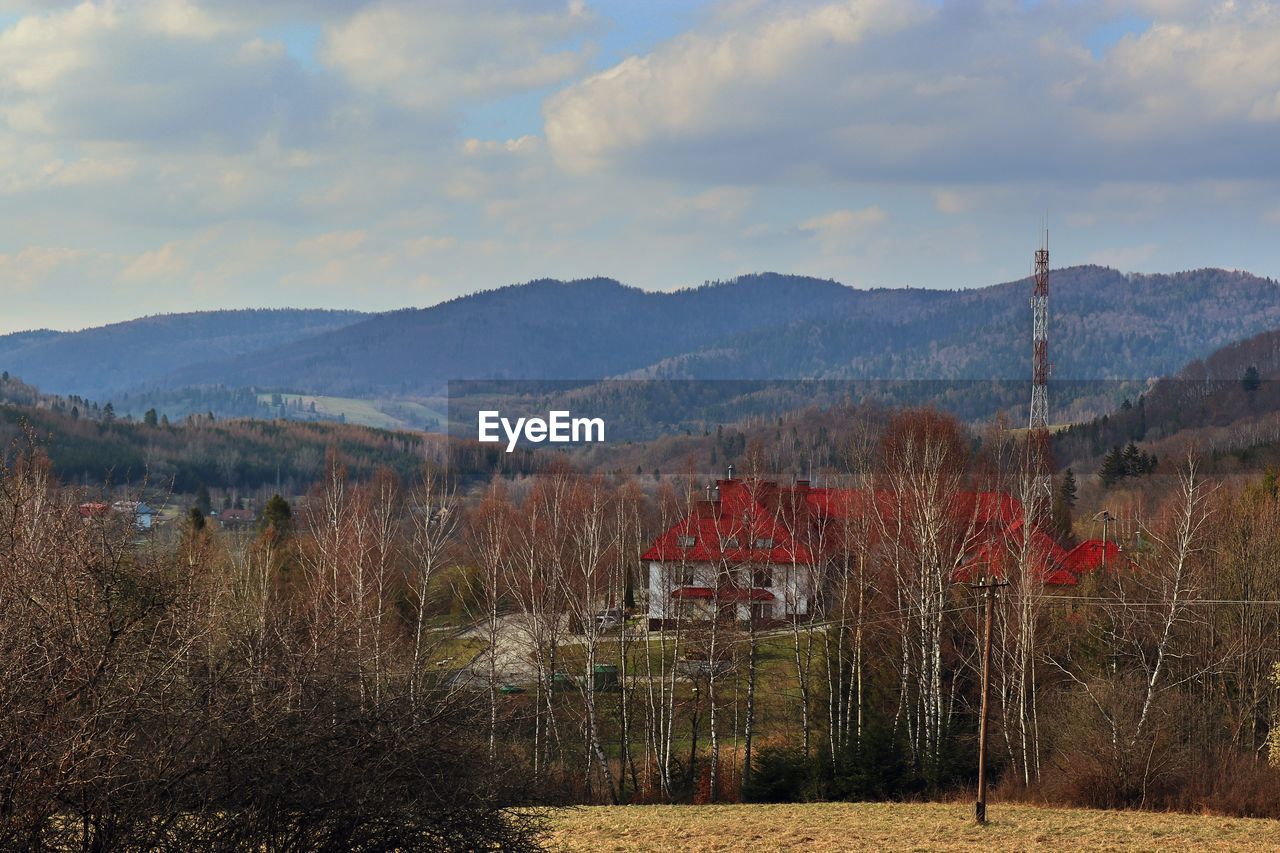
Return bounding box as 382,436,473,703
163,268,1280,402
0,378,535,493
1053,324,1280,476
627,267,1280,383
8,268,1280,433
163,274,885,396
0,308,368,399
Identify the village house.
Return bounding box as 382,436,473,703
112,500,155,531
216,507,257,527
644,475,1114,630
80,500,155,532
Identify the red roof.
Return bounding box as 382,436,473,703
672,586,775,602
644,478,1083,587
641,479,818,565
1062,539,1121,574
219,509,256,522
78,502,110,518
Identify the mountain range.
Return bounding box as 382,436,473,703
3,266,1280,429
0,308,366,400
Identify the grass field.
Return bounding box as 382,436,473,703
256,393,445,431
546,801,1280,851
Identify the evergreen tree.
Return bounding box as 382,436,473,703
144,408,159,427
187,506,206,532
1121,441,1141,476
196,483,212,515
1243,365,1262,394
1060,468,1078,507
260,494,293,538
1051,469,1077,542
1099,446,1124,487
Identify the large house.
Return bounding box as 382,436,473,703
643,476,1113,630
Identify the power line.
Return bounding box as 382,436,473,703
1042,594,1280,606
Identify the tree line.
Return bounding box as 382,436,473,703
6,404,1280,851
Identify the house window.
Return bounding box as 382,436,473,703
670,564,695,586
720,536,740,549
677,535,696,548
752,566,773,588
754,537,774,549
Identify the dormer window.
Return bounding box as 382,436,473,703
720,536,740,549
754,537,774,549
677,535,697,548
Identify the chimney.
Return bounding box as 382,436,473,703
726,464,735,480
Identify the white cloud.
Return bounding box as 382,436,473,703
0,246,87,293
43,156,137,187
142,0,234,39
0,3,117,93
321,0,595,111
404,235,457,256
545,0,1280,185
119,241,192,282
295,229,367,257
463,135,542,156
801,206,887,233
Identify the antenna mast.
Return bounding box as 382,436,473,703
1029,231,1052,500
1029,231,1049,431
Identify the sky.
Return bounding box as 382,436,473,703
2,0,1280,333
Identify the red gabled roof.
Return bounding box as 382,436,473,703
641,480,816,564
644,477,1085,588
1062,539,1120,575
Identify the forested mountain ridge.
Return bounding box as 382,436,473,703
1053,323,1280,475
0,308,368,399
161,274,882,396
5,268,1280,417
160,267,1280,399
636,267,1280,382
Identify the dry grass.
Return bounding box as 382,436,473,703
545,801,1280,851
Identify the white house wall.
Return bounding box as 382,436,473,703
647,559,815,623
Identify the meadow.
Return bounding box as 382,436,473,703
546,802,1280,851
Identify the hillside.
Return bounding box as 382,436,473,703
630,267,1280,382
162,267,1280,401
0,308,367,399
7,268,1280,434
162,274,886,396
1053,325,1280,475
0,375,536,493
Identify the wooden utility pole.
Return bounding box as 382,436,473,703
972,576,1008,825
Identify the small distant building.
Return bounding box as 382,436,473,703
111,500,155,531
218,508,256,526
78,502,110,519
